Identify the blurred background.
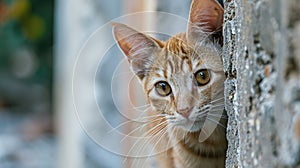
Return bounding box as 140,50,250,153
0,0,195,168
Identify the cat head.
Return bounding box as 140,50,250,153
113,0,225,133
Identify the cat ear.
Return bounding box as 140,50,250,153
187,0,224,44
112,23,162,80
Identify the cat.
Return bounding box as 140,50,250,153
112,0,227,167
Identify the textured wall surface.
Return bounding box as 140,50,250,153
223,0,300,167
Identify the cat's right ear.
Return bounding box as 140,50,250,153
112,23,161,80
187,0,224,44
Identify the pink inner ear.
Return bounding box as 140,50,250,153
189,0,224,32
112,23,161,80
112,23,158,58
112,23,137,57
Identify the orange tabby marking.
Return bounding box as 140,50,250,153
113,0,226,167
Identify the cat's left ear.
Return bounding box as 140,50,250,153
187,0,224,44
112,23,163,80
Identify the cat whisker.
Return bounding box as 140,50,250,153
127,120,168,158
195,105,225,120
107,114,167,133
210,102,224,107
200,126,209,136
207,110,225,114
207,113,228,119
209,96,225,103
131,103,151,110
140,129,169,167
208,108,225,113
206,117,226,129
133,107,151,116
138,113,168,119
196,110,209,116
165,115,176,119
195,108,226,121
126,125,166,167
143,125,170,167
121,117,167,142
196,108,210,114
136,113,167,121
195,114,209,120
122,157,128,166
188,94,224,111
196,113,209,120
167,115,191,124
114,0,227,166
165,115,177,122
207,112,226,119
209,104,225,109
168,119,184,125
166,127,177,149
119,108,155,122
198,126,210,142
209,96,225,104
132,121,168,158
140,120,167,138
210,101,225,105
166,118,177,123
107,120,137,134
207,104,225,109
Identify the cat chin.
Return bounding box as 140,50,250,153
177,120,204,133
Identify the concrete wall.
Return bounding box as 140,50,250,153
224,0,300,167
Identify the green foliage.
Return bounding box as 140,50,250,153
0,0,53,86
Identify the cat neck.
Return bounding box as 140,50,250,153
170,124,227,168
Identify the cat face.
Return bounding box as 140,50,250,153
113,0,224,133
143,36,225,132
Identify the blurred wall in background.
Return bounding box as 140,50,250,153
0,0,54,167
0,0,193,168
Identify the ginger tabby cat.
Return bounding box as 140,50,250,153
113,0,227,167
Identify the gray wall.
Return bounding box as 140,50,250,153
224,0,300,167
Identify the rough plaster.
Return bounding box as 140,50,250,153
224,0,300,167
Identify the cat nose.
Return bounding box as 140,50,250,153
177,107,192,118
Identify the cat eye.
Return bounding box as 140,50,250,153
194,69,210,86
155,81,172,96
